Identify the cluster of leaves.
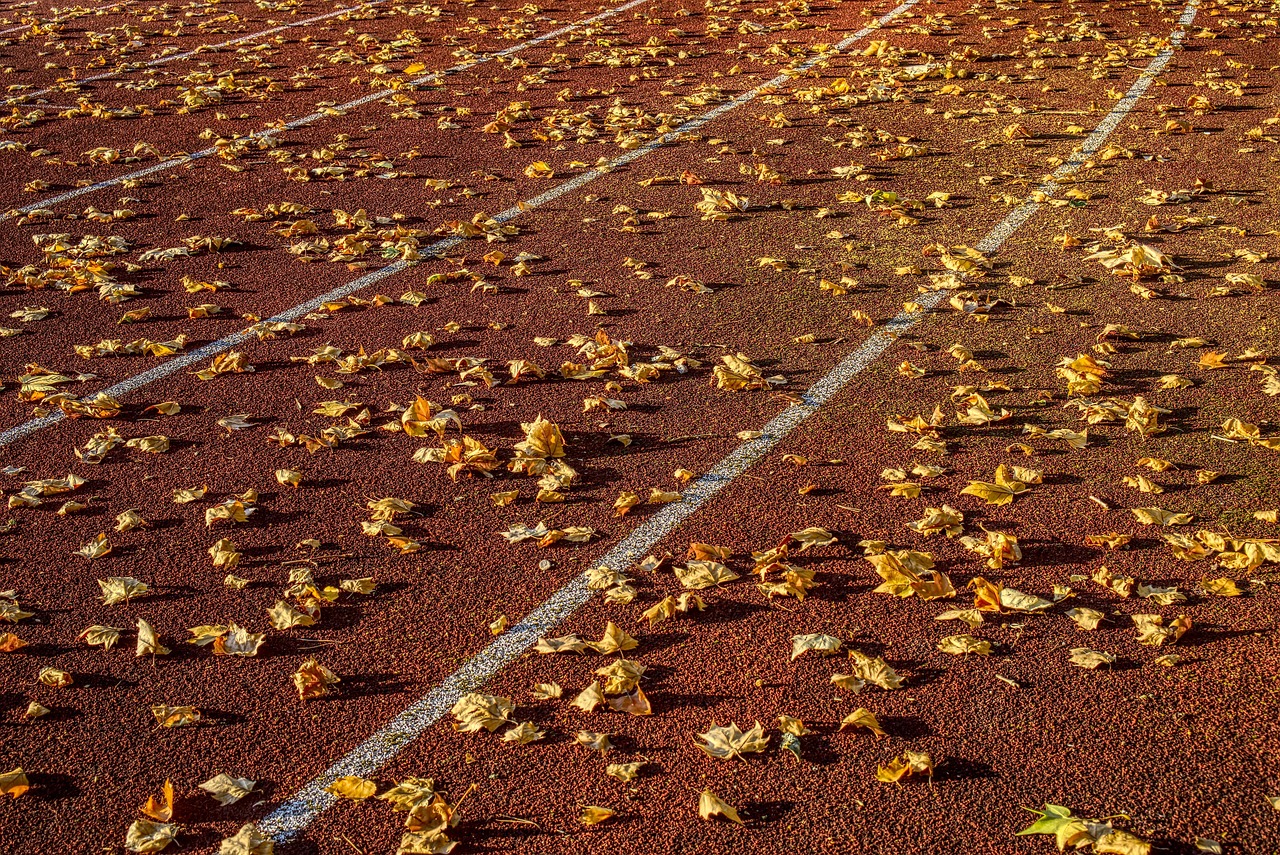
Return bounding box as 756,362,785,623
0,0,1277,852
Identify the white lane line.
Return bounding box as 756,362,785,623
0,0,903,449
1,0,652,217
1,0,392,106
252,0,1199,842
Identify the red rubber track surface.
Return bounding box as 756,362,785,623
0,0,1278,852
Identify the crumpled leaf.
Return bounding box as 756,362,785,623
125,820,178,854
78,624,124,651
0,768,30,798
790,526,836,550
135,618,171,658
1132,614,1191,647
606,762,644,782
866,549,955,600
151,705,200,728
99,576,148,605
938,634,992,655
200,773,256,806
580,806,615,825
791,633,842,660
1069,648,1116,669
698,790,744,824
39,667,73,687
293,658,340,700
876,750,934,783
216,823,273,855
450,693,514,732
695,721,769,760
840,708,886,737
141,779,175,821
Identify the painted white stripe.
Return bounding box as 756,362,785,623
249,0,1198,842
1,1,390,105
1,0,652,216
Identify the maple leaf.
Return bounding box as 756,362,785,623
535,634,588,654
840,708,886,737
1017,804,1092,849
675,560,739,589
587,622,639,654
844,650,905,690
960,465,1029,506
695,721,770,760
135,619,171,658
1131,507,1193,527
1201,578,1243,597
78,624,124,651
572,681,607,713
450,693,514,732
501,721,545,745
125,819,178,854
791,633,842,660
378,778,441,813
269,601,317,630
200,773,256,806
1066,608,1105,630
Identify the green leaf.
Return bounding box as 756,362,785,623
1016,804,1077,836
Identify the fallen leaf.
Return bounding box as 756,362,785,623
698,790,743,824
